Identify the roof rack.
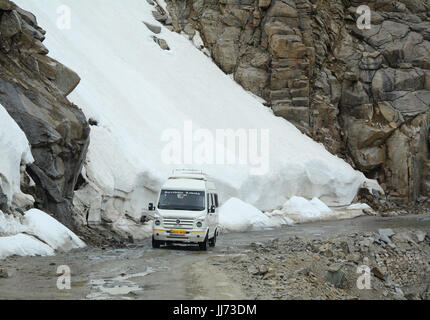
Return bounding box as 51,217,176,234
172,169,205,175
169,169,207,181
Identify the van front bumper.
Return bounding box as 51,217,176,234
153,228,208,244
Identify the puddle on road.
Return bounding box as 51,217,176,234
86,269,153,300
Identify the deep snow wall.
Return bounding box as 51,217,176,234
14,0,379,239
0,103,34,211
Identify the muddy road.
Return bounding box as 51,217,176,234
0,214,429,300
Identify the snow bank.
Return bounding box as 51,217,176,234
265,196,366,224
23,209,86,251
15,0,378,229
0,103,34,206
347,203,371,210
219,198,274,232
220,197,367,233
0,104,85,259
0,209,86,260
0,210,26,235
0,234,54,260
280,196,333,221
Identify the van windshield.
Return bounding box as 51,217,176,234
158,190,205,211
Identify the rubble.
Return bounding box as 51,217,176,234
208,227,430,300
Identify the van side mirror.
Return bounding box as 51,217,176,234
209,205,216,214
148,203,155,211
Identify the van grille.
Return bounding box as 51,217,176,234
163,218,194,229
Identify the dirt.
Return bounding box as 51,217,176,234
0,214,429,300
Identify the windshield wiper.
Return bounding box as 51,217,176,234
159,206,186,210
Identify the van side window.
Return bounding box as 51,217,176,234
214,194,219,207
207,193,212,209
210,194,215,208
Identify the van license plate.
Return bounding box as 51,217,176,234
170,230,186,235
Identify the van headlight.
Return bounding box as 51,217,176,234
196,216,205,228
155,220,161,226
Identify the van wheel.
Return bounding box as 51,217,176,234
209,230,217,247
152,236,161,249
199,234,209,251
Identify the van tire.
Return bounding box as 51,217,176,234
199,234,209,251
209,230,217,247
152,236,161,249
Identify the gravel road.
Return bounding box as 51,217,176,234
0,214,428,300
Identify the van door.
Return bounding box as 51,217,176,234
213,193,219,233
207,193,216,238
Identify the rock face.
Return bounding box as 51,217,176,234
164,0,430,205
0,0,90,228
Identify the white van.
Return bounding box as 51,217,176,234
149,169,220,250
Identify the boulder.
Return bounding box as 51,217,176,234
352,146,386,171
267,1,298,18
52,59,81,96
378,228,395,248
213,38,239,73
0,10,22,39
391,91,430,119
152,36,170,50
377,101,404,125
152,10,168,23
272,104,310,132
143,21,161,34
341,80,370,107
15,6,38,27
259,0,272,9
347,119,393,149
0,0,15,11
235,64,269,96
269,34,306,58
263,20,295,38
324,263,346,288
359,52,383,70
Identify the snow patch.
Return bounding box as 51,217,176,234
266,196,365,224
0,234,54,259
0,210,26,235
23,209,86,251
281,196,332,221
219,198,274,232
0,104,85,259
0,103,34,206
0,209,86,260
347,203,371,210
219,197,369,233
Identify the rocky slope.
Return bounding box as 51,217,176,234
0,0,89,229
209,227,430,300
161,0,430,205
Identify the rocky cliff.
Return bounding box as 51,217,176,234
0,0,89,228
160,0,430,205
